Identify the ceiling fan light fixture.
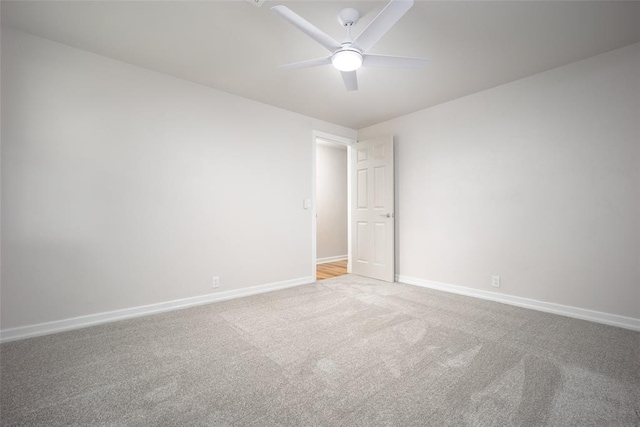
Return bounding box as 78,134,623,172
332,50,363,72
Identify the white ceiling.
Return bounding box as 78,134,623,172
3,1,640,129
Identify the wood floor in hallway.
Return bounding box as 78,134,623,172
316,260,348,280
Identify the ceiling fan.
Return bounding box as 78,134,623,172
271,0,428,91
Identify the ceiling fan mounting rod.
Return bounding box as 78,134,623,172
345,24,353,43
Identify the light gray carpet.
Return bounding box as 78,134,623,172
1,274,639,426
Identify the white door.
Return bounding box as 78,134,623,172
351,136,395,282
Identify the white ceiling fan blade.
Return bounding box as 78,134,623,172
341,71,358,91
279,56,332,70
353,0,413,52
271,5,342,53
362,54,429,68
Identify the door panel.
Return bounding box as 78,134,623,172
357,169,368,208
356,221,369,263
374,166,385,208
351,136,394,282
373,222,386,265
357,147,368,162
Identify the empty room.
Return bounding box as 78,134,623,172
1,0,639,425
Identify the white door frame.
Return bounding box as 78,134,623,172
311,130,356,279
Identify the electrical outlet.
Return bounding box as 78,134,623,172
212,276,220,289
492,275,500,288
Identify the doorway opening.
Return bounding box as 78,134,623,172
311,131,355,281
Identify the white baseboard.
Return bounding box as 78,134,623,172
317,255,348,264
396,275,640,332
0,276,315,343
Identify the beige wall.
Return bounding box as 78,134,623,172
360,43,640,320
316,142,348,261
0,28,356,330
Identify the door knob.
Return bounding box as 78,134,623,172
380,213,394,218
